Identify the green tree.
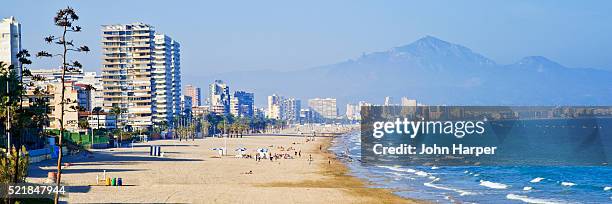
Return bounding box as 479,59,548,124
1,52,50,204
92,106,103,133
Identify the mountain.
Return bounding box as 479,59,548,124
200,36,612,108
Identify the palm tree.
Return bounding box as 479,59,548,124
92,107,103,132
109,105,125,144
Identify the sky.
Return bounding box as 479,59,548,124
2,0,612,88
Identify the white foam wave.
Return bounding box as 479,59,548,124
523,186,533,191
424,182,476,196
604,186,612,191
530,177,545,183
378,166,416,173
561,182,575,187
415,171,429,177
428,176,436,180
480,180,509,189
506,194,565,204
431,166,439,170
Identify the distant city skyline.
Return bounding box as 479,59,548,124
2,1,612,89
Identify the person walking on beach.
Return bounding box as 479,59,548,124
299,150,301,157
309,154,313,165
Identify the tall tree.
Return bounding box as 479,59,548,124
92,106,103,132
109,105,125,144
36,7,89,203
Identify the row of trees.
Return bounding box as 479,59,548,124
204,114,286,137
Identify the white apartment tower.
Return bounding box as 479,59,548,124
308,98,338,121
267,94,283,120
170,40,181,117
209,80,230,115
0,17,22,77
151,34,172,125
101,23,181,130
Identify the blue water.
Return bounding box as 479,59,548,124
330,131,612,204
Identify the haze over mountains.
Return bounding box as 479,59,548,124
202,36,612,108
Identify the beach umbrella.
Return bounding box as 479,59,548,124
257,148,269,153
235,147,247,151
212,147,224,150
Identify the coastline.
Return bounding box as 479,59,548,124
26,134,422,203
263,135,422,203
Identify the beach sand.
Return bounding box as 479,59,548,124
27,135,420,203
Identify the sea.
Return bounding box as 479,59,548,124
329,131,612,204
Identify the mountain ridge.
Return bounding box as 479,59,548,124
199,36,612,108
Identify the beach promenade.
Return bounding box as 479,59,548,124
27,135,416,203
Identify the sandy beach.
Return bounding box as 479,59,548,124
27,135,419,203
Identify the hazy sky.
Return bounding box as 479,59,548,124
2,0,612,87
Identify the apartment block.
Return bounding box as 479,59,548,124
101,23,181,130
230,91,254,118
209,80,230,115
184,84,201,107
0,16,21,77
308,98,338,122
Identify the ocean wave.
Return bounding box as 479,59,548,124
523,186,533,191
561,182,576,187
415,171,429,177
530,177,545,183
480,180,509,189
423,182,476,196
506,194,565,204
604,186,611,191
431,166,439,170
378,166,416,173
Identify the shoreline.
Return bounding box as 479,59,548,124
26,134,423,203
261,134,422,203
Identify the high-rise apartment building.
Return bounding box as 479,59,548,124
266,94,300,123
346,104,360,120
0,16,21,77
266,94,283,120
400,97,417,106
308,98,338,121
152,34,182,126
170,40,181,117
384,96,394,106
184,85,201,107
231,91,254,118
282,98,301,124
101,23,181,130
209,80,230,115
